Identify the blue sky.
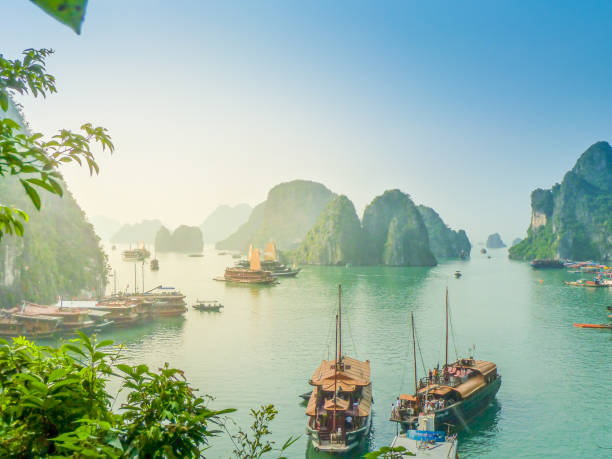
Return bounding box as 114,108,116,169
2,1,612,243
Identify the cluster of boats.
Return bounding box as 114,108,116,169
0,286,187,339
304,287,499,457
215,242,300,285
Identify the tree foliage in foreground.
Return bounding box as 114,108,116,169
0,334,296,458
0,48,113,240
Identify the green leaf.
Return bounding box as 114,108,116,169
0,91,8,112
30,0,88,34
20,180,41,210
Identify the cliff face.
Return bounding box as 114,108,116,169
200,204,252,243
486,233,506,249
155,225,203,253
296,195,364,265
216,180,335,251
510,141,612,261
362,190,436,266
0,99,107,306
417,205,471,258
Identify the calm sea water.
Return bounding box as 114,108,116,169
64,244,612,457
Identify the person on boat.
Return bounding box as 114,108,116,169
433,367,438,382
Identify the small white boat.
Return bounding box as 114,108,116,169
389,414,458,458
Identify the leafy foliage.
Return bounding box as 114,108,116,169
227,405,299,459
0,48,113,240
364,445,416,458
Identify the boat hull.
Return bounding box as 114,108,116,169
307,414,371,454
398,376,502,431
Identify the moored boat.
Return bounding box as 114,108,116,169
6,302,112,333
216,247,276,284
530,259,564,269
0,310,63,338
388,413,458,458
122,244,150,261
193,300,223,311
391,290,501,431
306,285,372,454
150,258,159,271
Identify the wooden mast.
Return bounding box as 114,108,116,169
412,311,417,395
338,284,342,363
333,299,338,433
445,287,449,369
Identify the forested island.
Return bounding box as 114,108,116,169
218,182,471,266
486,233,506,249
155,225,204,253
510,141,612,261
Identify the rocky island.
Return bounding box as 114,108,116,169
486,233,506,249
510,141,612,261
155,225,204,253
417,205,471,259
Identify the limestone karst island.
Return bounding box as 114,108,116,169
1,2,610,458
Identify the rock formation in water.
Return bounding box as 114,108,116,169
200,203,252,243
216,180,335,251
486,233,506,249
155,225,203,253
0,99,106,306
296,195,364,265
417,205,471,258
362,190,437,266
510,141,612,261
111,219,163,244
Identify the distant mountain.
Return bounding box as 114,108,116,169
89,215,122,241
510,141,612,261
486,233,506,249
511,238,522,247
417,205,471,259
362,190,436,266
155,225,203,253
200,204,252,243
296,195,364,265
216,180,335,251
111,219,163,244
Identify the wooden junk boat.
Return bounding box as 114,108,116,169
306,286,372,453
193,300,223,312
0,311,63,338
391,290,501,431
122,244,151,262
94,298,144,326
130,286,188,317
216,247,276,284
234,243,300,278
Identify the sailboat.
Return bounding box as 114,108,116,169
236,242,300,277
306,285,372,453
216,247,276,284
391,288,501,431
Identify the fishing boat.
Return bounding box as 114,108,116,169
150,258,159,271
391,290,501,431
573,323,612,329
193,300,223,311
216,248,276,284
236,243,300,277
306,285,372,454
563,278,608,287
188,253,204,257
388,413,458,458
480,248,487,254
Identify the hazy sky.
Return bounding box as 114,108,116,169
3,1,612,243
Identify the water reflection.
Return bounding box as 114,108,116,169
457,399,502,457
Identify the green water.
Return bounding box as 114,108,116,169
92,245,610,457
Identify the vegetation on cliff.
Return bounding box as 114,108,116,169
155,225,204,253
200,204,252,243
217,180,335,251
510,141,612,261
296,196,364,265
362,190,436,266
417,205,471,258
486,233,506,249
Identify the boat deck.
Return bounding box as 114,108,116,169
391,432,458,458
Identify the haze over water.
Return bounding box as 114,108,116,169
67,244,611,458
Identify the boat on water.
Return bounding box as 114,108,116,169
6,302,112,333
216,247,276,284
122,244,151,262
391,290,501,431
188,253,204,257
0,311,63,338
193,300,223,311
530,259,564,269
480,248,487,254
150,258,159,271
132,286,188,316
574,323,612,329
563,278,608,288
453,271,462,278
94,299,144,326
235,243,300,277
388,413,458,458
306,285,372,454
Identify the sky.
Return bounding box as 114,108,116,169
3,0,612,243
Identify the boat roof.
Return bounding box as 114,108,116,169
11,302,88,316
13,314,62,322
399,393,417,401
310,356,370,389
456,359,497,377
